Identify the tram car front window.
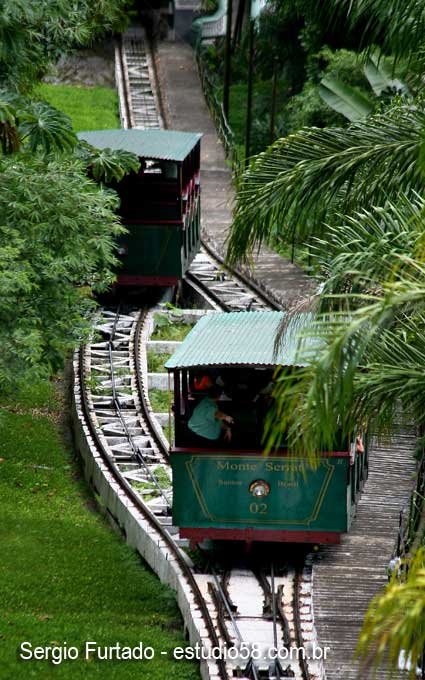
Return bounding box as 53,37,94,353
178,367,275,449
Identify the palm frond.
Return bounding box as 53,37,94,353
264,197,425,455
19,100,76,154
227,103,425,263
315,195,425,302
357,547,425,679
325,0,425,61
76,142,141,183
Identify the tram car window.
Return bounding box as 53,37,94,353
165,311,369,546
77,129,202,287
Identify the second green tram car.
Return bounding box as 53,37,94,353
78,129,202,286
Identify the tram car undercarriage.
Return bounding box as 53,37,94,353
165,311,368,545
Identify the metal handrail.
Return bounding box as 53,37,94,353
394,450,425,562
195,48,241,176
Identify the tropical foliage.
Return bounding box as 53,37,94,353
0,0,129,91
323,0,425,63
0,1,141,388
0,90,76,154
0,155,124,387
199,0,417,156
319,50,410,122
357,548,425,676
263,196,425,454
228,0,425,674
0,95,138,387
76,141,141,182
227,101,424,257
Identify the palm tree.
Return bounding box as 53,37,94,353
264,197,425,453
226,102,425,262
357,548,425,678
227,1,425,675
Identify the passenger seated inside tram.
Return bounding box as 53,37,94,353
188,385,234,443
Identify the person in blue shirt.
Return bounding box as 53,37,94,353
188,385,234,442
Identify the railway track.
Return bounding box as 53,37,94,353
71,22,420,680
209,562,319,680
74,302,320,680
187,246,281,312
115,27,164,129
76,306,227,680
71,25,321,680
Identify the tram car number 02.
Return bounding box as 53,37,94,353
249,502,268,515
166,308,368,545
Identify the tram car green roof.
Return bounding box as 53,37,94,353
165,311,320,369
77,129,202,162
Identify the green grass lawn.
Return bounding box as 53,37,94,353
37,83,119,132
224,79,288,147
147,351,172,373
0,379,199,679
151,318,194,342
149,389,172,413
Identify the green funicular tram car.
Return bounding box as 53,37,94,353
78,129,202,286
165,311,368,545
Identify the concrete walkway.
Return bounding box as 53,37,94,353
156,39,416,680
156,40,313,308
313,431,415,679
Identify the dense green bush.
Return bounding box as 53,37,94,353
284,82,345,132
0,0,129,92
0,155,124,387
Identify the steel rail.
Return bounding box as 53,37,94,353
107,309,170,508
115,35,132,128
133,308,171,458
199,239,282,312
184,270,232,313
186,246,280,314
270,563,289,680
211,568,261,680
293,567,312,680
254,568,291,650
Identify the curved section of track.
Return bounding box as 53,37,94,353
187,246,281,312
72,302,323,680
74,307,228,680
70,26,322,680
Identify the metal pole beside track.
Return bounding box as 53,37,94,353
245,17,255,167
223,0,233,120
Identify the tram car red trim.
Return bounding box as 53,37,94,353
179,528,341,544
